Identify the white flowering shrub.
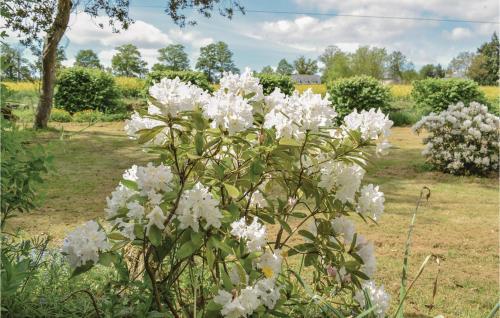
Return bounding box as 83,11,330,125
62,69,394,317
413,102,499,175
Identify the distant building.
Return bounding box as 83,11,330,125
291,74,321,84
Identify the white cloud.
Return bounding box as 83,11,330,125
293,0,499,22
67,14,171,49
445,27,473,40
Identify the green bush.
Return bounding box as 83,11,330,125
144,70,213,94
50,108,72,122
73,110,103,123
327,76,391,118
1,119,50,227
54,67,123,114
411,78,488,114
255,73,294,95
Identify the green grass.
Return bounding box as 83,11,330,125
7,123,498,317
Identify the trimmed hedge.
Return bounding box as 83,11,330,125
144,70,212,94
55,67,123,114
327,76,391,118
411,78,488,114
255,73,294,95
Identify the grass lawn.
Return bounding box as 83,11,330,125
8,122,498,318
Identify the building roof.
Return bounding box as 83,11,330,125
291,74,321,84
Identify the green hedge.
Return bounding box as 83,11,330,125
327,76,391,118
255,73,294,95
411,78,488,114
55,67,123,114
144,70,212,94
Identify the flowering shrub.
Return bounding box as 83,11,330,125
62,69,394,317
413,102,499,175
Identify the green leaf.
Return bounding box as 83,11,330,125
298,230,316,242
70,261,94,278
121,180,139,191
98,252,117,267
278,219,292,234
224,183,240,199
177,236,203,259
108,232,128,241
148,225,162,247
195,132,204,156
209,237,233,254
279,138,302,147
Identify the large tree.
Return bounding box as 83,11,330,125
260,65,274,74
419,64,445,79
447,51,474,78
1,0,243,128
387,51,409,81
468,32,499,85
319,46,352,82
0,43,32,81
276,58,294,75
350,46,387,79
195,41,238,82
111,44,148,77
74,49,102,68
157,44,190,71
293,56,318,75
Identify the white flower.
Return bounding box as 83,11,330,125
357,184,385,221
229,265,248,286
136,163,174,196
230,217,267,253
119,221,136,241
354,281,390,318
263,89,336,140
250,190,268,208
376,139,391,156
149,77,206,116
146,205,166,234
255,278,281,309
331,216,356,244
356,236,376,278
126,201,145,220
176,182,222,232
203,90,254,135
62,221,110,268
219,68,264,101
215,287,260,318
318,161,365,203
343,108,393,141
256,249,282,279
105,184,137,219
124,112,168,145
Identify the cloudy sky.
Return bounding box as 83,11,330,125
12,0,500,71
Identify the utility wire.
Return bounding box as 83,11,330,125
128,5,499,25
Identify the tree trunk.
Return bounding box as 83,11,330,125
34,0,72,129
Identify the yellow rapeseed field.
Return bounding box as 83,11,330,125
4,80,499,101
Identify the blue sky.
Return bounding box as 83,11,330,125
11,0,500,71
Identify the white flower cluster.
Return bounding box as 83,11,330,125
330,216,377,278
62,221,110,268
264,88,337,140
214,217,282,318
124,108,169,145
105,163,174,239
219,67,264,101
357,184,385,221
203,90,254,135
354,281,391,318
176,182,222,232
413,102,499,175
318,161,366,204
343,108,394,155
149,77,206,116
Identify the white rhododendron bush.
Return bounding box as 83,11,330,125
62,69,393,317
413,102,499,175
